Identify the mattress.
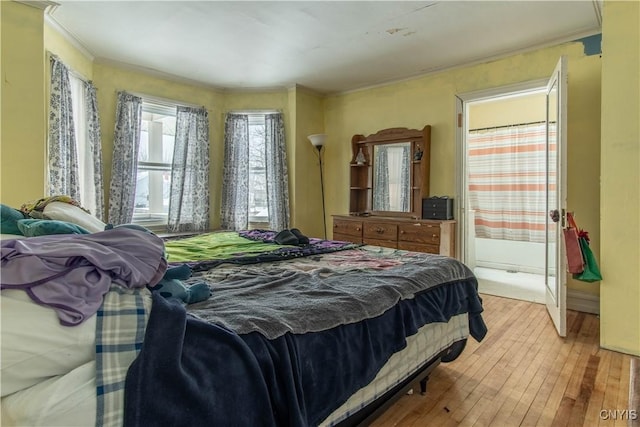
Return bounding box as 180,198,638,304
320,313,469,425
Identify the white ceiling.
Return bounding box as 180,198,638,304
47,1,602,94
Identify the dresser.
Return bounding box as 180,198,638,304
333,215,456,258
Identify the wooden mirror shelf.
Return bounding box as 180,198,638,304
335,125,456,257
348,125,431,218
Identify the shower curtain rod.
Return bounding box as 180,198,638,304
469,120,545,132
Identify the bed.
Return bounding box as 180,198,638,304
1,221,486,427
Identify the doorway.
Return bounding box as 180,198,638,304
457,84,551,304
456,58,568,336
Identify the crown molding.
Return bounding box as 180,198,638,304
94,57,226,93
14,0,58,11
44,14,95,62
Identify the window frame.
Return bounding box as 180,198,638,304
132,101,177,229
246,113,273,228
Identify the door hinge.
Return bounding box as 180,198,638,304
457,113,462,128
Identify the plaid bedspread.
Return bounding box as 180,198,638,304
95,285,152,427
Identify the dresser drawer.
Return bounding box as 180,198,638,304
333,219,363,237
363,222,398,241
398,223,440,245
363,238,398,249
398,241,440,254
333,232,362,244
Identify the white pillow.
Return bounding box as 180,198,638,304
0,361,96,427
43,202,106,233
0,290,96,396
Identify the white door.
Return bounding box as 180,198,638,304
544,56,568,337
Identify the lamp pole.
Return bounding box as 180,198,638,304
308,134,328,240
316,145,327,239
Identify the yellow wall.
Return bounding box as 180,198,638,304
289,86,326,238
468,93,546,128
0,1,47,206
599,0,640,355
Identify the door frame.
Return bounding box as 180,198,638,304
455,78,548,262
455,68,568,337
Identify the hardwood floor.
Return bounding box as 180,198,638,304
371,294,637,427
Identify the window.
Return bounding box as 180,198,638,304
48,55,104,220
133,102,176,226
248,114,269,226
68,74,94,210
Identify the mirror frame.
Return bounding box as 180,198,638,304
350,126,431,219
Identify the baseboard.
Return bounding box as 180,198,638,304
567,288,600,315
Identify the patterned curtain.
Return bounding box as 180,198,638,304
168,106,210,232
264,113,290,230
108,92,142,225
373,144,411,212
467,122,548,243
48,55,80,201
373,146,390,211
221,114,250,230
400,144,410,212
84,81,105,220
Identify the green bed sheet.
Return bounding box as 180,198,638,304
164,231,292,263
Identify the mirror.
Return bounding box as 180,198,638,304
372,142,412,212
349,126,430,218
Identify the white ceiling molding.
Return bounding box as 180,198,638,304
15,0,58,11
592,0,603,27
44,13,94,62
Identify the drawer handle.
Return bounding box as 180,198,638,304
356,227,361,231
432,234,438,240
400,230,405,234
376,227,384,233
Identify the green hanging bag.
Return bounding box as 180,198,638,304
572,231,602,282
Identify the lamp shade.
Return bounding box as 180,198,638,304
308,133,327,148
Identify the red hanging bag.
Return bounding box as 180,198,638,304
563,212,584,274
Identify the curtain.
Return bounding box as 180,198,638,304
108,92,142,225
221,114,250,230
399,144,410,212
467,123,548,243
373,146,390,210
84,82,105,221
48,55,80,201
264,113,290,230
373,145,411,212
168,106,210,232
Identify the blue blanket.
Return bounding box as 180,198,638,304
124,280,486,426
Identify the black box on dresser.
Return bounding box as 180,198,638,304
422,197,454,220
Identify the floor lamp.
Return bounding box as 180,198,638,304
308,134,327,239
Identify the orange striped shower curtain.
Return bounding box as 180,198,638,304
467,123,555,243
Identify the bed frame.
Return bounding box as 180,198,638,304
337,339,467,426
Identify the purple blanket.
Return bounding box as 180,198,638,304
0,228,167,325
